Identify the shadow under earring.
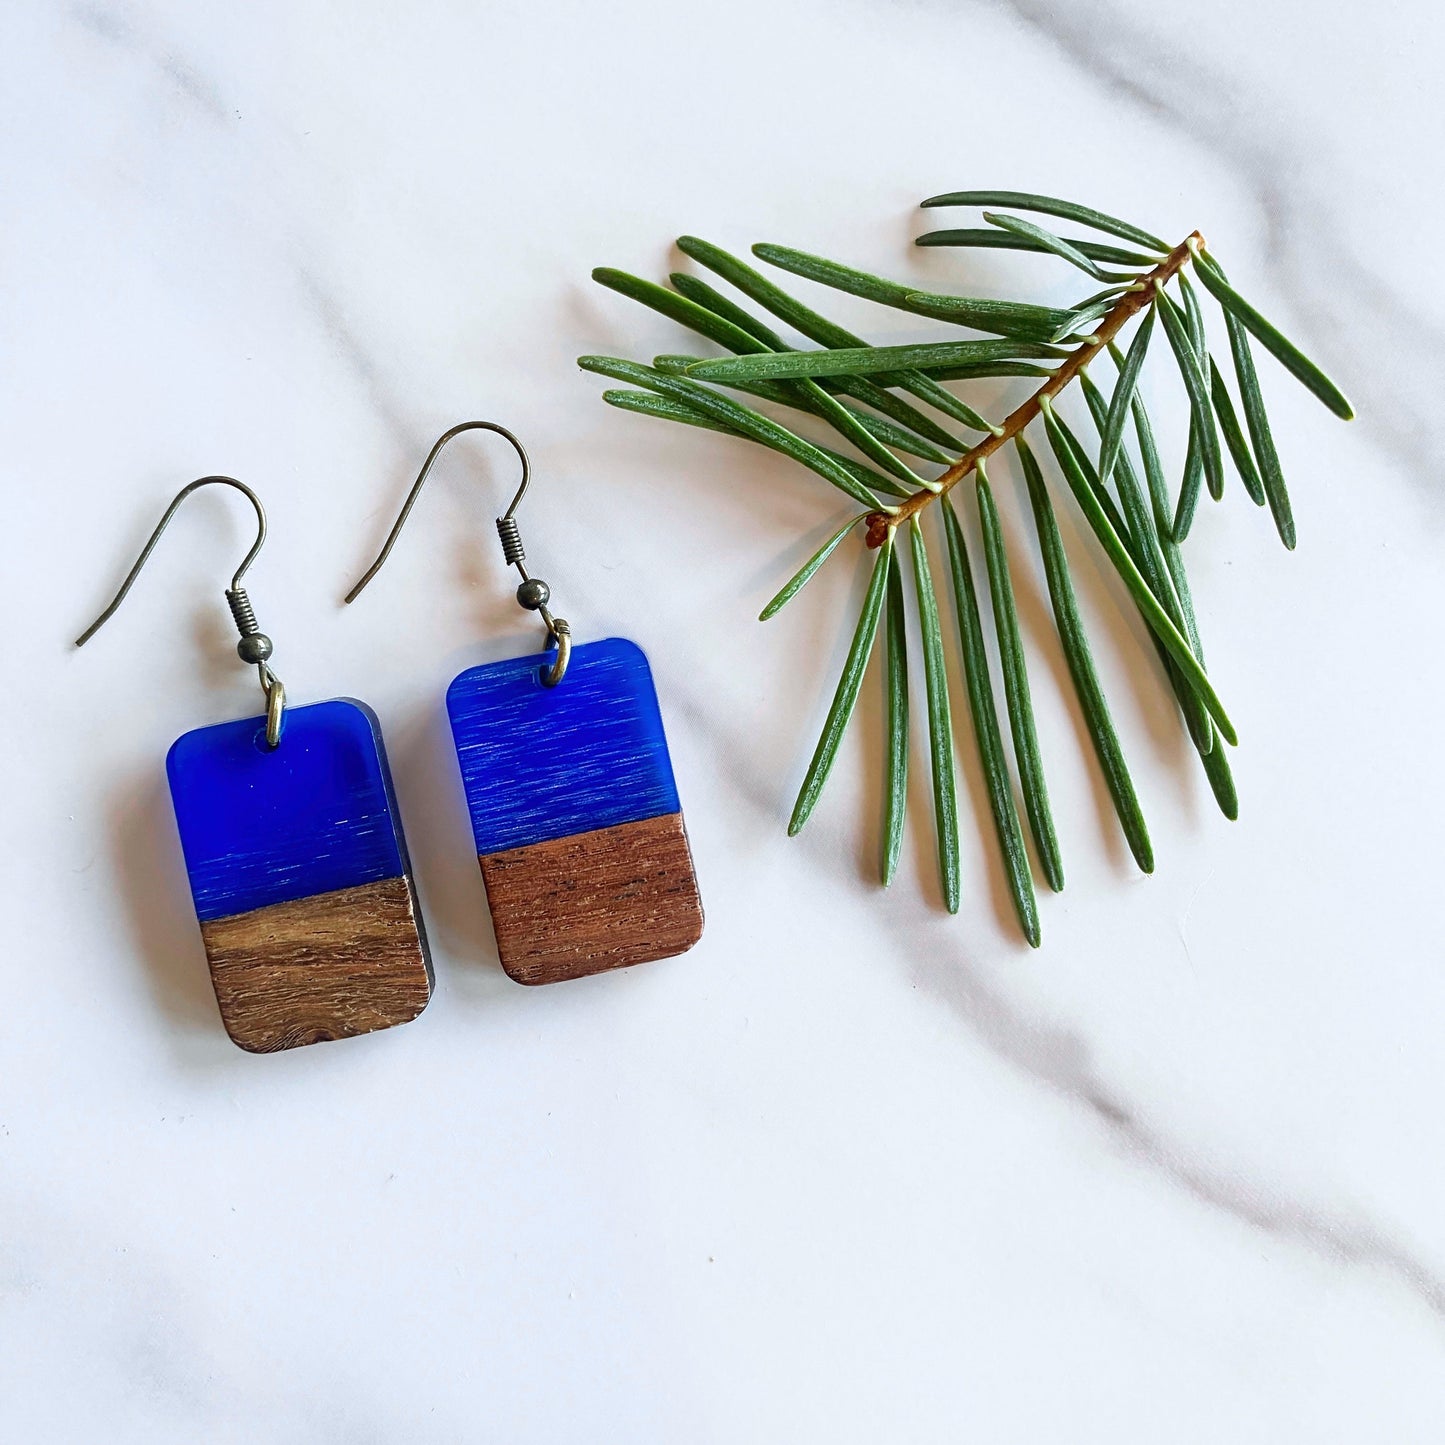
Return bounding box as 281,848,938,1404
76,477,432,1052
346,422,703,985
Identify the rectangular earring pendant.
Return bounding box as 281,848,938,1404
166,699,432,1052
447,637,703,984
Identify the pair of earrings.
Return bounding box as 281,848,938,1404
77,423,704,1054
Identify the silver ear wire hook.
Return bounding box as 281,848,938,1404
75,476,287,748
344,421,573,686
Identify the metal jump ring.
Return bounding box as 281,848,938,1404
542,618,571,687
261,666,285,748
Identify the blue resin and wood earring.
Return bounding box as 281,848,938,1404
77,478,431,1053
448,637,702,984
344,424,704,985
168,699,432,1051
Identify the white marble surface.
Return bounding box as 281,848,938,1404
4,1,1443,1439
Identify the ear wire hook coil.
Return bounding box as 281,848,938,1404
75,476,287,748
345,421,573,686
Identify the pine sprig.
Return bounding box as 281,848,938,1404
580,192,1352,943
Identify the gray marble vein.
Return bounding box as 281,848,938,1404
904,922,1445,1320
293,266,424,459
73,2,230,122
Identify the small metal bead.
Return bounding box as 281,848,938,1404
237,632,274,664
516,577,551,611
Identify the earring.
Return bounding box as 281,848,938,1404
345,422,703,985
77,477,432,1053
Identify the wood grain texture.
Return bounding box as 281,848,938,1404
479,811,703,985
199,876,432,1053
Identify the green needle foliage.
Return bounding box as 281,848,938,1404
882,546,909,886
580,192,1352,943
788,535,892,838
1016,433,1153,874
909,519,961,915
940,494,1040,942
974,463,1063,896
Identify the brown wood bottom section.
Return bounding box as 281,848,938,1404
479,811,703,985
199,875,432,1053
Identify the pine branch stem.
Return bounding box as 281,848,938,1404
865,232,1203,546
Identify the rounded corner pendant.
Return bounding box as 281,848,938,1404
446,636,703,984
166,697,432,1052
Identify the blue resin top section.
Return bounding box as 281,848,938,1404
166,698,405,922
447,636,679,855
